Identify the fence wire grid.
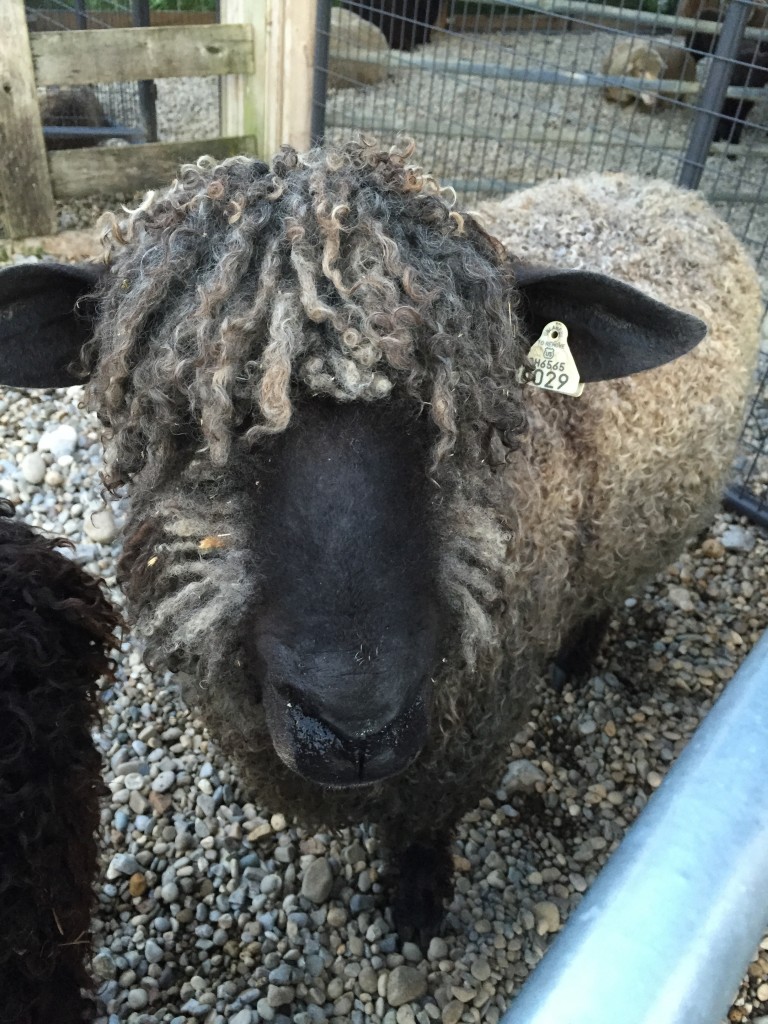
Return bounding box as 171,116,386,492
24,0,216,145
314,0,768,527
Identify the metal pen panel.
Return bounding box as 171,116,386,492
502,627,768,1024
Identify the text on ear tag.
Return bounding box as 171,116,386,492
517,321,584,397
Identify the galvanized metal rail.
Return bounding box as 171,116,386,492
501,627,768,1024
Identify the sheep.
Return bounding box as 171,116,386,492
602,36,698,108
39,87,114,150
0,500,120,1024
675,0,768,34
686,22,768,145
0,141,761,940
341,0,445,51
329,7,391,89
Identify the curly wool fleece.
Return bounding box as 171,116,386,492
87,144,761,840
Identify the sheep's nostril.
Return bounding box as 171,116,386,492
263,678,428,787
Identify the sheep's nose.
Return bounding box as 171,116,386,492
263,684,428,787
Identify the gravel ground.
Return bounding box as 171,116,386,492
2,21,768,1024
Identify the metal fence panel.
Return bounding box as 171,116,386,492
500,625,768,1024
314,0,768,525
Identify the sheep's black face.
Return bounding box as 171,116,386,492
246,398,446,788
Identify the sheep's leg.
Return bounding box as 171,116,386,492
392,833,453,945
549,611,611,692
713,97,749,148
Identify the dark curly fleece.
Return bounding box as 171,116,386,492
0,501,121,1024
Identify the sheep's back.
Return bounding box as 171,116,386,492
477,173,762,644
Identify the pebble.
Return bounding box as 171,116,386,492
128,873,147,897
84,506,118,543
533,901,561,936
92,951,117,981
152,769,176,793
720,524,755,552
126,988,148,1010
20,452,46,484
301,857,334,903
267,985,296,1008
160,881,179,903
106,853,140,878
144,938,163,963
470,957,491,981
500,759,546,794
442,1002,464,1024
38,423,77,458
668,585,695,612
387,967,428,1007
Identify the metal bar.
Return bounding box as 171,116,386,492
679,0,753,189
311,0,331,146
324,111,768,152
131,0,157,144
74,0,87,31
336,53,764,99
455,0,768,40
501,626,768,1024
42,124,142,143
723,486,768,528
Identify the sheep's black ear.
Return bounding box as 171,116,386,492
513,264,707,382
0,261,104,388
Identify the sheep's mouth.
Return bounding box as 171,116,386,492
262,683,429,788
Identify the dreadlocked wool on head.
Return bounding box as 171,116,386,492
90,138,526,490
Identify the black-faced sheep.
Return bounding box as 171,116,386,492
0,141,761,940
0,500,120,1024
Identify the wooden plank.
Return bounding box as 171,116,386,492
0,0,57,237
221,0,315,159
221,0,269,155
49,136,257,199
28,10,217,31
31,23,255,87
278,0,316,152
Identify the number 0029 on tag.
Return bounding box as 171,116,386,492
520,321,584,397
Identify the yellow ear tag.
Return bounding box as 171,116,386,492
517,321,584,397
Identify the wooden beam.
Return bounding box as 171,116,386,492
221,0,316,159
31,23,254,87
278,0,316,152
0,0,57,237
48,136,257,199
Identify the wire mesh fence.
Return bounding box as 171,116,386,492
26,1,152,143
25,1,220,146
314,0,768,526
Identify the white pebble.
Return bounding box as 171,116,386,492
38,424,78,458
668,585,695,612
84,506,117,544
44,468,64,487
20,452,46,484
721,524,755,553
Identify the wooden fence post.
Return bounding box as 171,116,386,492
0,0,57,238
220,0,317,158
